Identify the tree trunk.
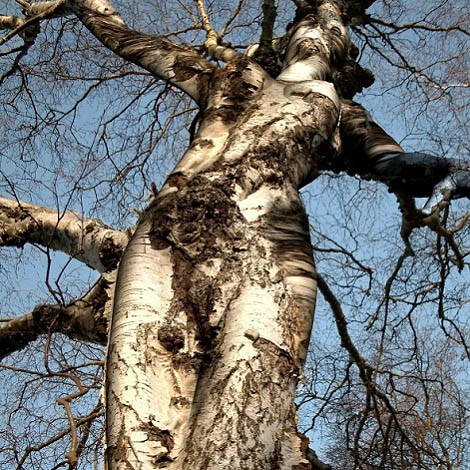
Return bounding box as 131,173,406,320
105,55,340,469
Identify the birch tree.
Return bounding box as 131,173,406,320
0,0,469,469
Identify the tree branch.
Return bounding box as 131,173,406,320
343,0,377,22
1,0,67,47
250,0,280,76
15,406,104,470
279,1,350,83
195,0,239,62
0,195,129,272
0,273,114,359
337,100,470,212
0,7,42,84
315,272,426,462
0,14,26,32
18,0,215,103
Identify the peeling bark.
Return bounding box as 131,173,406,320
99,2,348,468
104,31,343,464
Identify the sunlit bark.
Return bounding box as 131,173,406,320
0,195,129,272
104,2,348,467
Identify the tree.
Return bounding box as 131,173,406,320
0,0,469,469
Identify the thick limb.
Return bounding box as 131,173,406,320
278,1,350,82
0,273,114,359
11,0,215,103
339,99,470,214
0,195,129,272
374,153,470,213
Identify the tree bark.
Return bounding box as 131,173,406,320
105,39,342,465
0,195,129,272
99,0,354,467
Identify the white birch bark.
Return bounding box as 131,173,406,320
0,195,129,272
106,13,347,463
105,218,197,468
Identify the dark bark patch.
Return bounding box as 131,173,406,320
32,304,62,332
148,175,244,352
293,464,312,470
205,56,264,124
0,232,26,248
172,55,203,82
99,236,124,270
189,138,214,150
252,46,282,78
333,60,374,98
5,207,29,221
150,175,242,257
172,352,203,372
0,322,39,360
157,324,185,353
139,422,174,466
147,206,173,251
165,172,187,190
151,237,171,250
293,37,325,62
253,338,296,376
263,195,316,311
170,249,217,349
170,396,191,407
92,314,109,344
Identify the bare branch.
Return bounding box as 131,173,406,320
315,272,427,464
195,0,240,62
15,406,104,470
0,195,129,272
368,15,470,37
